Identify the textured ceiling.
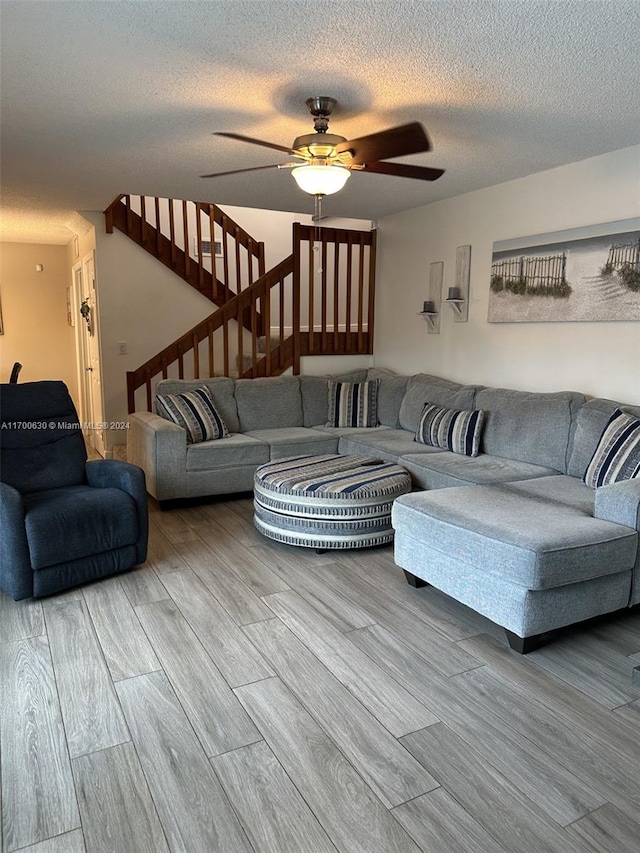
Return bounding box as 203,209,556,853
1,0,639,244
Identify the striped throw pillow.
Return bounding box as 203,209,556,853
327,380,379,428
156,387,229,444
584,408,640,488
415,402,485,457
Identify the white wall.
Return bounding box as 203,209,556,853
0,242,78,396
374,145,640,404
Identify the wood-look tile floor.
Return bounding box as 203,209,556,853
2,493,640,853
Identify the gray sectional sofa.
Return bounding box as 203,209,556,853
127,368,640,652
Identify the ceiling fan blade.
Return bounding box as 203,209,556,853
214,132,293,155
337,122,431,165
358,160,445,182
201,163,282,179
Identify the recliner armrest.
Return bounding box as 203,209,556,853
0,481,33,599
86,460,148,563
594,478,640,531
126,411,187,501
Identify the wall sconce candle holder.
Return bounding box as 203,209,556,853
421,262,444,334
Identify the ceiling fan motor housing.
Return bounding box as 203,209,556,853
292,132,348,161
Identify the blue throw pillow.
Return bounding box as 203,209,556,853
584,408,640,488
415,402,485,457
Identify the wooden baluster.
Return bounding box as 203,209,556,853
279,278,285,370
183,200,190,278
367,230,377,353
357,233,365,351
161,356,168,380
155,197,161,255
209,205,217,298
169,200,176,266
223,313,230,377
263,286,271,375
234,225,241,294
321,238,328,351
237,297,244,376
196,205,204,293
193,332,200,378
178,343,184,379
258,242,266,277
307,236,315,353
140,196,147,246
251,293,258,373
208,322,214,376
345,235,353,352
222,217,230,298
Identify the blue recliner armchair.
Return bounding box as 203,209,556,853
0,381,148,600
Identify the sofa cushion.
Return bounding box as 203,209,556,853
244,427,338,459
392,475,637,591
399,374,478,433
415,403,485,457
327,379,379,428
399,451,558,490
366,368,409,428
24,485,138,570
474,387,585,473
338,428,444,463
235,376,303,431
584,409,640,488
186,433,269,472
155,377,239,433
156,387,229,444
299,369,368,427
568,398,640,479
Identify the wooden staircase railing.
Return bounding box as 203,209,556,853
105,194,265,331
127,255,296,413
123,213,377,414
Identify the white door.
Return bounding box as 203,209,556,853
74,252,105,456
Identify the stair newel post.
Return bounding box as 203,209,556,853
292,223,302,375
207,321,214,377
251,291,258,374
223,310,230,377
279,277,285,370
192,332,200,378
144,368,153,412
125,195,133,233
367,229,377,353
126,371,136,414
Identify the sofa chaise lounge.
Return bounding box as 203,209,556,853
127,368,640,651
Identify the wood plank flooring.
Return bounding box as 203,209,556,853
2,493,640,853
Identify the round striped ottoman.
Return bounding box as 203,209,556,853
253,454,412,550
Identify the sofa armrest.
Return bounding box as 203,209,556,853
126,411,187,501
0,481,33,599
86,460,149,563
594,478,640,531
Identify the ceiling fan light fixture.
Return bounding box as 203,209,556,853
291,164,351,196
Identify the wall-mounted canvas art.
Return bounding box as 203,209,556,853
488,219,640,323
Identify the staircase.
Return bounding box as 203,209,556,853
104,195,377,413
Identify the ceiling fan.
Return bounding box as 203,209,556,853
201,96,445,202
